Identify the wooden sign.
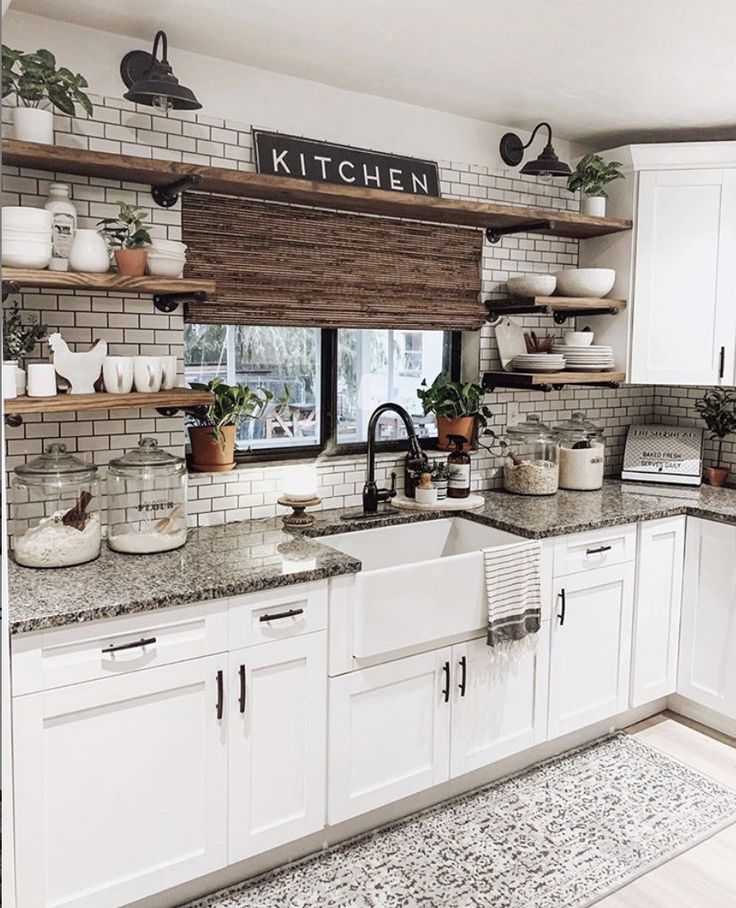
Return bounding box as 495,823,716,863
253,129,440,197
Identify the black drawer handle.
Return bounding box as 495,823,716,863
259,607,304,622
586,545,612,555
216,669,224,720
458,655,467,697
441,660,450,703
102,636,156,654
238,663,246,714
558,588,567,626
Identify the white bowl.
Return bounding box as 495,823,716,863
507,274,557,298
2,245,52,269
2,223,53,237
554,268,615,298
148,249,187,262
150,239,187,253
2,232,53,246
563,331,595,347
146,255,185,277
2,206,52,227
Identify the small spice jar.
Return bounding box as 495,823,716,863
107,438,187,554
12,443,100,568
503,415,560,496
554,411,606,491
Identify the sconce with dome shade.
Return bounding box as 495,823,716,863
120,30,201,112
499,122,572,179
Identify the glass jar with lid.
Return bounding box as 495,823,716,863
503,414,560,496
12,443,101,568
554,411,606,491
107,438,187,554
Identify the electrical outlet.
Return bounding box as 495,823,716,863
506,401,521,428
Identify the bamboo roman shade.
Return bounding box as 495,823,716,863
182,194,484,330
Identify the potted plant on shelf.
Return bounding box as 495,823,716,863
97,203,152,276
695,387,736,487
417,374,495,451
2,45,93,145
2,300,48,398
567,153,624,218
186,377,280,472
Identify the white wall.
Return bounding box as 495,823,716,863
3,10,586,171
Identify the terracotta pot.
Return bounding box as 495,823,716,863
114,248,148,277
704,465,729,487
436,415,476,451
189,425,236,472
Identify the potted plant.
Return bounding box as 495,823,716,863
417,374,494,451
695,387,736,487
567,153,624,217
430,460,452,500
186,378,278,472
2,45,93,145
97,203,152,276
3,300,48,397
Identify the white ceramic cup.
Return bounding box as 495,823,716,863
68,229,110,273
2,362,18,399
134,355,163,393
160,355,177,390
27,363,57,397
103,356,135,394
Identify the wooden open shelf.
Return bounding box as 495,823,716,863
4,389,213,417
486,296,626,320
3,139,633,241
1,268,216,296
483,370,625,391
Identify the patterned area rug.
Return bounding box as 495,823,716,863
187,734,736,908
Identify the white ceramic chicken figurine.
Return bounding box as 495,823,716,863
48,333,108,394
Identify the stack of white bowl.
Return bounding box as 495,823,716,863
2,207,53,269
146,239,187,278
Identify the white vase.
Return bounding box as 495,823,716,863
15,364,26,395
68,229,110,273
582,195,606,217
13,107,54,144
2,361,18,399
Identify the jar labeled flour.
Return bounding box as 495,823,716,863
553,411,606,491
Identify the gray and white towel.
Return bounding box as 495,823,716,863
483,539,542,648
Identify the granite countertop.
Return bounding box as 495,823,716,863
8,480,736,636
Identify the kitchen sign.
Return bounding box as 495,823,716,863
622,424,704,486
253,129,440,196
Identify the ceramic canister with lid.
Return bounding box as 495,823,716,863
12,443,101,568
503,414,560,496
554,411,606,491
107,437,188,554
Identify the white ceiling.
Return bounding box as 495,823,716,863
9,0,736,145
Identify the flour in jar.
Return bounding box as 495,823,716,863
14,511,101,568
108,527,187,554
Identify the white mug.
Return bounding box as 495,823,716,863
103,356,134,394
134,355,163,393
2,362,18,399
160,355,177,390
27,363,57,397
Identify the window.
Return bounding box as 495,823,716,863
184,325,459,456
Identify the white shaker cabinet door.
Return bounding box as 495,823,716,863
678,519,736,717
548,563,635,738
450,629,549,778
631,516,685,706
13,656,228,908
228,633,327,863
631,168,736,385
328,648,452,824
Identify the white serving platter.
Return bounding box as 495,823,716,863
391,494,485,512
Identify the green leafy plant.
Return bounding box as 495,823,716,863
430,460,452,481
2,300,47,361
186,377,288,448
97,202,152,250
2,45,93,116
417,373,504,450
694,387,736,467
567,153,624,198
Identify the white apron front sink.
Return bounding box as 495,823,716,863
324,518,521,659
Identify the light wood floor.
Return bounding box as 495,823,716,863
596,712,736,907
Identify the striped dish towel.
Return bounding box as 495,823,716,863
483,540,542,648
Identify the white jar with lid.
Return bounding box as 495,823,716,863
554,412,606,491
44,183,77,272
503,415,560,496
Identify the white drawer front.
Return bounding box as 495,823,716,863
553,524,636,577
12,600,228,696
228,582,327,648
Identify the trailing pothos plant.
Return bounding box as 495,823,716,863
97,203,152,250
2,46,93,116
567,153,624,198
417,373,505,451
694,387,736,467
186,377,288,449
3,300,47,361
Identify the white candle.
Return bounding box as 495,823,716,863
282,464,318,501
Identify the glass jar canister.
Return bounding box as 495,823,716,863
12,443,101,568
554,411,606,491
107,438,187,554
503,415,560,496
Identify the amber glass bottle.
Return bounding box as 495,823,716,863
447,434,471,499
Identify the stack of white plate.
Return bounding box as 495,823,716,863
146,238,187,277
2,206,53,269
511,353,566,373
551,344,615,372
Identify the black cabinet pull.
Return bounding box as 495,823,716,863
238,663,246,714
215,669,224,720
259,607,304,622
585,545,612,555
102,636,156,654
557,589,567,626
719,345,726,379
441,660,450,703
458,655,467,697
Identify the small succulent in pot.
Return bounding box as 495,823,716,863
430,460,452,499
417,373,500,452
694,387,736,487
97,202,152,276
567,153,624,217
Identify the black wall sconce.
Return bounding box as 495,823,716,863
499,122,571,179
120,30,201,112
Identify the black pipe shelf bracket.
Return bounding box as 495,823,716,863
153,289,208,314
485,219,555,244
2,279,20,302
151,172,202,208
4,413,23,427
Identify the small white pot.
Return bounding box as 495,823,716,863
2,361,18,399
13,107,54,144
582,195,606,217
68,229,110,273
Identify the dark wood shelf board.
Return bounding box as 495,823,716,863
486,296,626,318
2,268,215,296
4,389,213,416
483,370,625,391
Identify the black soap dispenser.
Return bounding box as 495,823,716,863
447,434,471,499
